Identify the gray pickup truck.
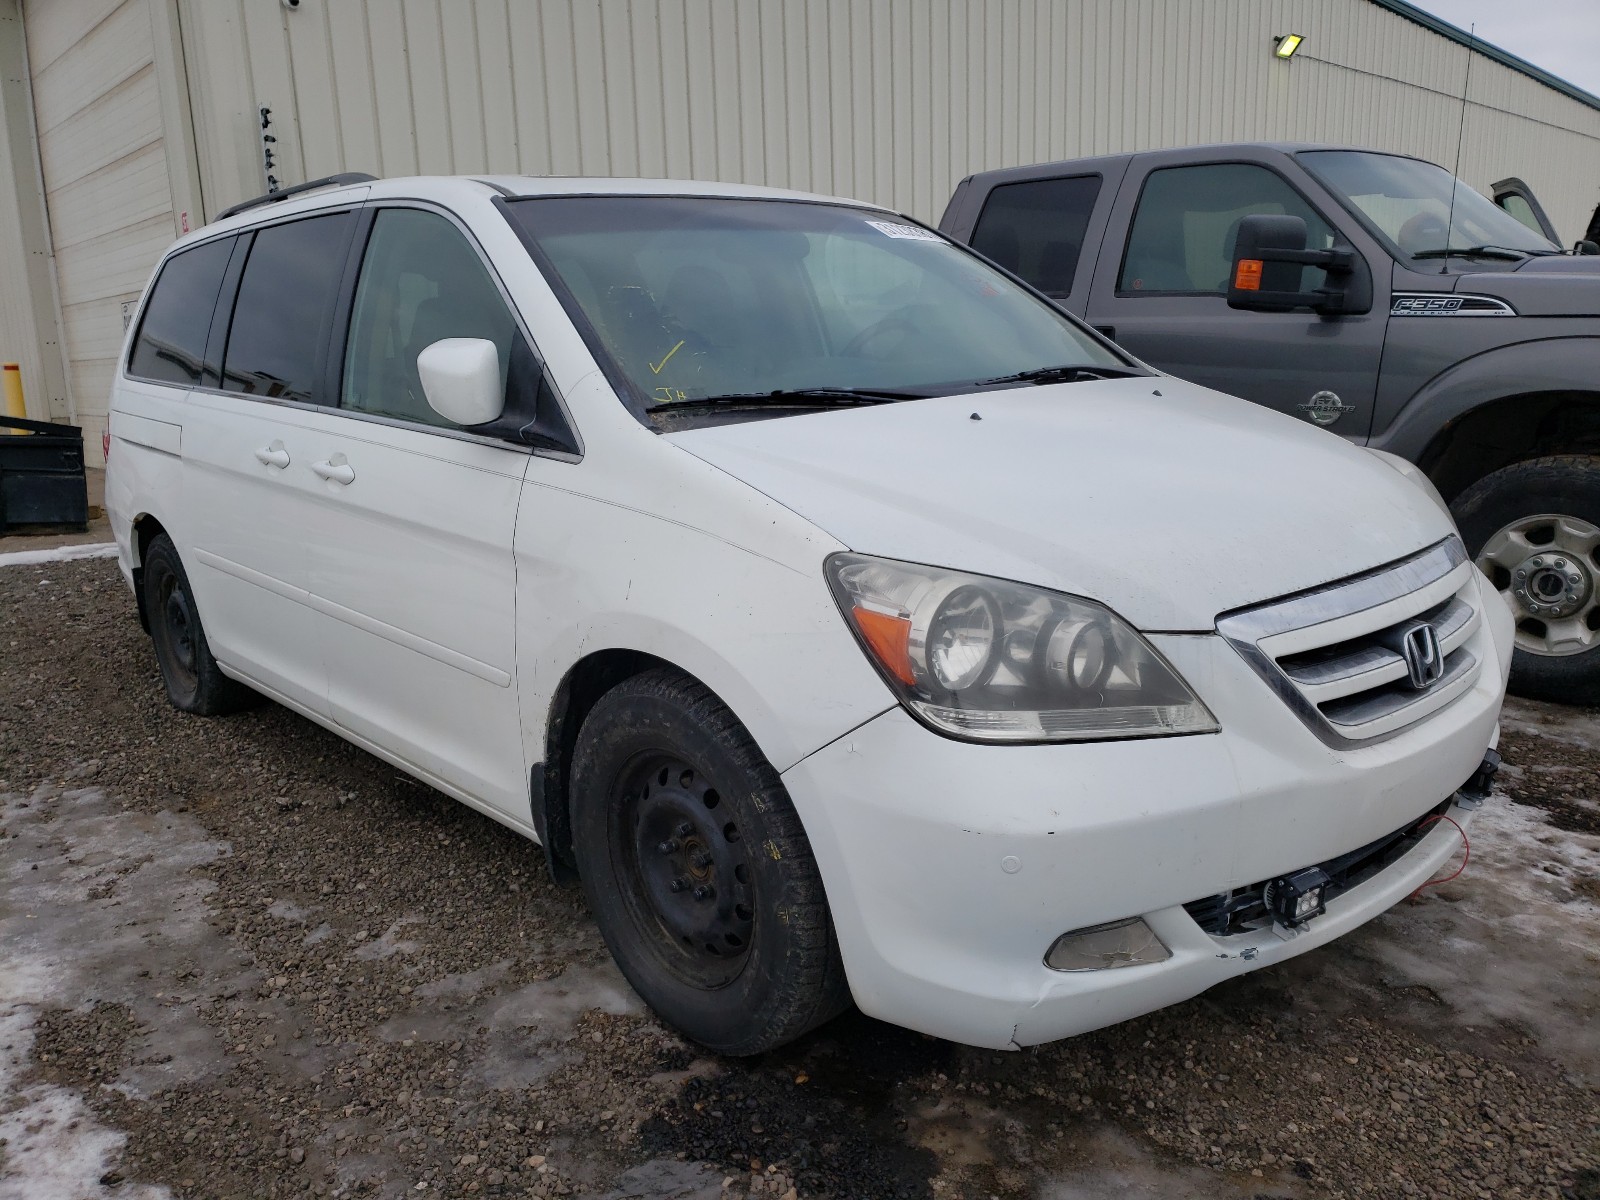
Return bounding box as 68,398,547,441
941,143,1600,704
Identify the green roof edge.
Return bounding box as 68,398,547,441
1365,0,1600,113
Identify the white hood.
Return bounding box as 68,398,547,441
665,378,1455,630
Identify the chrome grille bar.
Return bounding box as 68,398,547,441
1217,537,1484,747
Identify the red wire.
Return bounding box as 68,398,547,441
1408,813,1469,900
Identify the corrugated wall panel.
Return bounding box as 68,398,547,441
0,0,69,422
175,0,1600,238
24,0,175,462
26,0,1600,465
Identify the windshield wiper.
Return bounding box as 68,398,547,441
976,364,1145,387
1410,245,1531,261
646,387,917,413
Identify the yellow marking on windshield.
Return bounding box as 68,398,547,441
649,339,687,375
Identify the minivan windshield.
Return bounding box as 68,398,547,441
1300,150,1559,261
505,196,1130,419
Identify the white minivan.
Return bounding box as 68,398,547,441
107,174,1512,1055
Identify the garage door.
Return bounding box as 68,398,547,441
24,0,179,462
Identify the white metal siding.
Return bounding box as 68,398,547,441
24,0,177,463
0,0,69,422
179,0,1600,237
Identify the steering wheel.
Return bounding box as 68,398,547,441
842,316,920,359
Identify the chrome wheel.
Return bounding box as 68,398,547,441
1476,513,1600,657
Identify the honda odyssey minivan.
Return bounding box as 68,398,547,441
106,174,1511,1054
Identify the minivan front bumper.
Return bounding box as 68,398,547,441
781,619,1508,1050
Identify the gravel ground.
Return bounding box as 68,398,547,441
1,556,1597,1200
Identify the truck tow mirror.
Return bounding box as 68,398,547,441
1227,214,1367,316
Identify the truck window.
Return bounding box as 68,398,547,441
969,175,1101,296
1118,164,1333,295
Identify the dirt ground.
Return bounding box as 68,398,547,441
1,556,1597,1200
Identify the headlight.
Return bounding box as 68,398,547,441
825,553,1219,743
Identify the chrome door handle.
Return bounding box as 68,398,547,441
311,457,355,485
253,442,290,469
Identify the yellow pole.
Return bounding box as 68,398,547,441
2,363,26,434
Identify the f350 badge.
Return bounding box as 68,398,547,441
1300,391,1355,427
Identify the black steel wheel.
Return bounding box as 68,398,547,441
141,534,258,715
571,667,849,1055
614,751,757,988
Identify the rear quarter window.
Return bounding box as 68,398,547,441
969,175,1101,296
126,237,235,386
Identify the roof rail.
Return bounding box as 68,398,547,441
214,173,379,223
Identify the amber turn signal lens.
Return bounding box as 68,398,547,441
852,606,916,685
1233,259,1263,291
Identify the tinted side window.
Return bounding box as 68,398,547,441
341,208,517,427
970,175,1100,296
127,237,235,386
1119,164,1334,295
222,212,355,402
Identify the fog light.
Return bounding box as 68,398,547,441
1044,917,1171,972
1265,867,1329,927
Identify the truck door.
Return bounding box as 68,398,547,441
1085,156,1388,441
1491,177,1561,244
962,170,1120,318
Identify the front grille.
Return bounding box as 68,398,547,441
1184,796,1454,936
1217,538,1484,746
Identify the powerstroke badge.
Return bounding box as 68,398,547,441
1300,391,1356,426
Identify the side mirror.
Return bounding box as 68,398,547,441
1227,214,1366,315
417,338,504,426
1575,239,1600,256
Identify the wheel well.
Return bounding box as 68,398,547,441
1420,391,1600,504
130,514,168,633
537,648,669,882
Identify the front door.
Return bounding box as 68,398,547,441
1085,156,1388,441
302,205,532,820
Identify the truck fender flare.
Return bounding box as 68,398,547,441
1371,335,1600,463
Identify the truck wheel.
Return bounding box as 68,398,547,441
1453,456,1600,705
141,534,258,715
569,667,850,1055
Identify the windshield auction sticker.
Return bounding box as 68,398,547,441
866,219,943,241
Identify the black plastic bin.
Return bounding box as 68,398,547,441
0,416,89,532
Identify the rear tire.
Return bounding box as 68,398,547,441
570,667,850,1055
1453,455,1600,706
141,534,258,715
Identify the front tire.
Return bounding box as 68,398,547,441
570,668,850,1055
1453,455,1600,705
141,534,258,715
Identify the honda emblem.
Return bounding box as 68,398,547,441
1400,622,1443,690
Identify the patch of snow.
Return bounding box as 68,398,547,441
378,961,644,1090
0,1001,169,1200
1042,1126,1299,1199
1500,696,1600,750
0,542,117,569
0,783,240,1198
576,1159,724,1200
267,898,311,922
352,915,424,961
1337,790,1600,1083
